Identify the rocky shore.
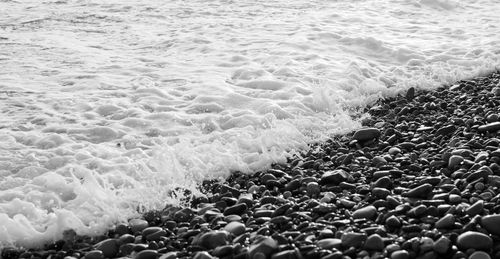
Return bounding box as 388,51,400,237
3,71,500,259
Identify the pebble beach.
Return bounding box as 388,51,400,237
3,71,500,259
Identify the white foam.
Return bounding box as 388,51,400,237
0,0,499,247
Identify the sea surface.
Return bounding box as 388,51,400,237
0,0,499,246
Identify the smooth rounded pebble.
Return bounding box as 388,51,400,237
129,219,149,233
456,231,493,251
352,205,377,220
391,250,409,259
135,250,159,259
469,251,491,259
224,221,246,236
481,214,500,236
353,128,381,142
95,238,118,258
364,234,384,250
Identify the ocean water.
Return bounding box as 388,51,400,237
0,0,499,246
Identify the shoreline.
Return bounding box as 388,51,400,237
3,71,500,258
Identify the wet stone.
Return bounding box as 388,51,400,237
224,203,247,216
405,183,433,198
469,251,492,259
224,221,246,236
341,232,367,248
248,237,278,259
480,214,500,236
433,236,450,254
364,234,384,251
391,250,410,259
352,205,377,220
317,238,342,250
135,250,159,259
478,122,500,133
94,238,118,258
320,169,351,185
435,214,455,229
353,128,381,142
129,219,149,233
456,231,493,251
84,250,104,259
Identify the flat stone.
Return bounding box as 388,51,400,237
341,232,367,248
95,238,118,258
352,128,381,142
456,231,493,251
352,205,377,220
404,183,433,198
364,234,384,250
224,221,246,236
317,238,342,250
481,214,500,236
478,122,500,133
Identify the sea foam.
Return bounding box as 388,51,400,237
0,0,499,247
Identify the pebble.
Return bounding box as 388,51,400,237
306,182,320,196
466,200,483,216
248,237,278,259
478,122,500,133
84,250,104,259
433,236,450,254
388,147,401,155
480,214,500,236
391,250,410,259
435,214,455,229
94,238,118,258
135,249,159,259
352,205,377,220
448,155,464,168
224,221,246,236
341,232,367,248
364,234,384,250
352,128,381,142
385,215,401,228
469,251,491,259
193,231,229,249
405,183,433,198
193,251,214,259
224,203,247,216
271,250,297,259
456,231,493,251
129,219,149,233
320,169,351,185
317,238,342,250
